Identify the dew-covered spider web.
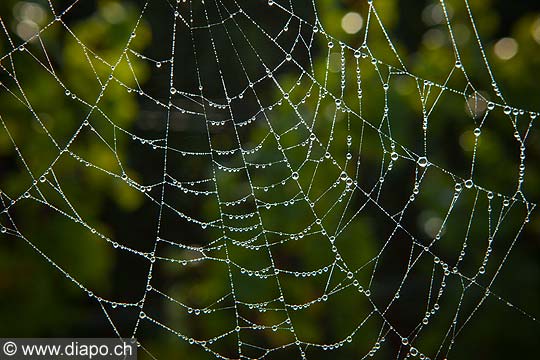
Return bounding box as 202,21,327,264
0,0,538,359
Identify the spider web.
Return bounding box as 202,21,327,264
0,0,538,359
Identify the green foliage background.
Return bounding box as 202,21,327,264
0,0,538,359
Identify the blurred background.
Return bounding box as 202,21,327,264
0,0,539,359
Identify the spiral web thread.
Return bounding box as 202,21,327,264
0,0,537,359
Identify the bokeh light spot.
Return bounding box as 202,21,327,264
531,17,540,44
493,37,518,60
341,12,363,34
